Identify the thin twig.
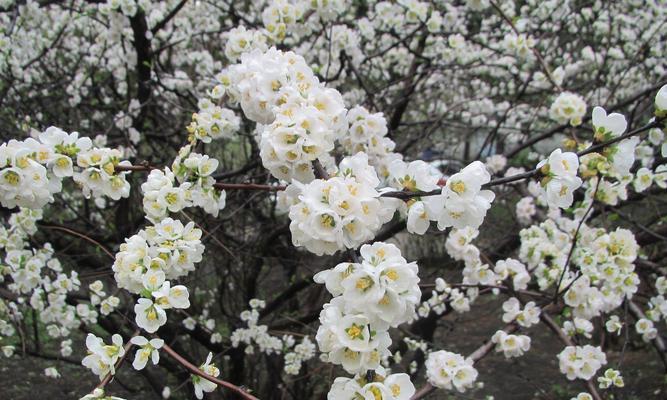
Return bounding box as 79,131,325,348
161,343,259,400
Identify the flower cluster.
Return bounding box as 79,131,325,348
343,106,399,180
81,333,125,379
501,298,541,327
230,300,283,355
563,318,594,339
494,258,530,290
328,369,416,400
491,330,532,358
504,33,535,58
186,98,240,143
283,336,316,375
0,127,131,209
316,297,392,373
287,153,393,255
515,196,537,225
1,2,665,400
315,242,419,378
229,299,316,375
387,159,441,234
418,280,477,317
521,217,640,320
224,26,268,63
537,149,583,209
635,318,657,342
557,345,607,381
0,209,94,349
113,218,203,293
257,91,343,182
597,368,624,389
262,0,303,41
425,350,479,392
580,106,640,179
430,161,495,230
314,242,420,329
223,48,347,182
445,227,481,265
549,92,586,126
112,218,199,333
142,147,226,221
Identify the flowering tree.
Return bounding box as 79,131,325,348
1,1,666,400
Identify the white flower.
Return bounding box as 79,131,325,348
315,299,391,374
130,336,164,370
550,92,586,126
153,281,191,309
504,33,535,58
516,196,536,225
538,149,582,209
224,26,268,63
491,330,531,358
82,333,125,379
192,352,220,399
183,317,197,330
328,372,415,400
597,368,624,389
635,318,657,342
134,298,167,333
387,159,440,192
656,84,667,112
633,167,653,192
494,258,530,290
406,201,431,234
44,367,60,378
142,269,166,292
563,318,594,339
605,315,622,335
608,137,639,177
592,106,627,140
485,154,507,174
79,389,126,400
502,298,540,327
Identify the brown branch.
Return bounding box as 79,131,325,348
577,116,664,157
39,223,115,259
161,343,259,400
388,29,429,133
312,159,330,180
386,116,661,201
